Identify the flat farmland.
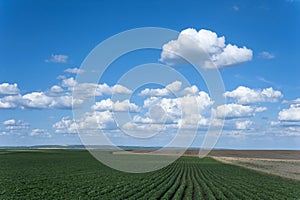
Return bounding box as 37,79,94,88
0,149,299,199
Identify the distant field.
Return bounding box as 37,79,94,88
207,150,300,160
0,150,299,199
125,149,300,160
213,156,300,181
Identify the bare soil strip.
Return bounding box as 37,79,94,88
213,156,300,180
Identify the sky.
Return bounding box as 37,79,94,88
0,0,300,149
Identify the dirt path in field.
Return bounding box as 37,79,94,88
213,156,300,180
206,150,300,160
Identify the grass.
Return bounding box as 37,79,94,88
0,149,299,199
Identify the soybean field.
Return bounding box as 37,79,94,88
0,150,299,199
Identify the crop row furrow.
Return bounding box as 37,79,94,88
106,164,177,199
158,165,184,200
192,165,215,200
126,164,180,200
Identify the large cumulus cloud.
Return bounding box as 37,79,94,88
160,28,253,68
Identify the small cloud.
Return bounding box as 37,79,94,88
62,77,77,88
0,83,20,95
278,106,300,122
53,116,77,134
45,54,68,63
212,104,266,119
64,68,85,74
259,51,275,59
236,120,252,130
224,86,283,104
49,85,64,93
2,119,30,132
30,129,51,137
57,75,66,80
3,119,16,126
139,81,182,97
233,5,239,11
282,98,300,105
0,119,30,136
91,98,140,112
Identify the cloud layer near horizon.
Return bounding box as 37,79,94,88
1,77,299,139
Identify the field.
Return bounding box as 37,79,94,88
213,156,300,181
0,150,300,199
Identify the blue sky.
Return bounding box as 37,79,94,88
0,0,300,149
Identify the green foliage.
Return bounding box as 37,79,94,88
0,150,299,199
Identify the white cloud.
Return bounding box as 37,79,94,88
53,117,77,134
0,91,82,110
224,86,283,104
142,90,213,128
77,111,116,130
166,81,182,92
0,79,132,110
45,54,68,63
270,121,280,126
139,88,166,97
91,98,140,112
270,100,300,132
22,92,53,109
143,91,213,114
160,28,252,68
181,85,199,96
284,127,300,136
139,81,182,97
143,97,180,120
255,107,267,112
63,78,132,98
139,81,201,97
53,111,117,134
97,86,213,134
22,92,82,109
64,68,85,74
235,120,253,130
213,104,266,119
112,84,132,95
213,44,252,67
2,119,30,133
0,83,20,95
62,77,78,88
132,115,153,124
0,95,22,109
49,85,64,94
269,118,300,136
3,119,16,126
282,98,300,105
259,51,275,59
48,80,295,137
29,129,51,137
57,75,66,80
72,83,132,99
278,105,300,122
